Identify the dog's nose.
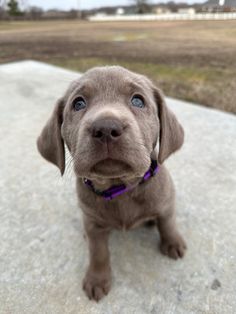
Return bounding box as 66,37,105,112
91,118,123,142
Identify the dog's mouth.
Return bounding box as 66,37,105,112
91,158,132,178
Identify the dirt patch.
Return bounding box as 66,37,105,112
0,20,235,113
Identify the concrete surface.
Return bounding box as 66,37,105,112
0,61,236,314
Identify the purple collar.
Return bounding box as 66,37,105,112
83,159,158,201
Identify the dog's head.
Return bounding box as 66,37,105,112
37,66,184,180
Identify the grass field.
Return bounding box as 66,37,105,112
0,20,235,113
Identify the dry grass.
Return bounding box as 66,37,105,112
0,20,235,113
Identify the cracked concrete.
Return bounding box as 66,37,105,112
0,61,236,314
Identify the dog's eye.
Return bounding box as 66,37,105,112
131,95,145,108
73,97,86,111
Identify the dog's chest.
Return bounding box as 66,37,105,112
99,197,156,230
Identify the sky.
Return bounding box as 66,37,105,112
24,0,206,11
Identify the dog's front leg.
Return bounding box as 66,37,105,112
157,209,187,260
83,219,111,302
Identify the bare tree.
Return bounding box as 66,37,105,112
0,1,5,18
27,5,43,19
132,0,151,14
19,0,28,11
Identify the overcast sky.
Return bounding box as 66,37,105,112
25,0,206,11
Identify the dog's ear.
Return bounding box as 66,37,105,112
153,87,184,164
37,98,65,175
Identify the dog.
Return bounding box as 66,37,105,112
37,66,186,302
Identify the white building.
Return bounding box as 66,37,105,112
116,8,125,15
178,8,196,15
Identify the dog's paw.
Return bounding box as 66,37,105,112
82,269,111,302
160,233,187,260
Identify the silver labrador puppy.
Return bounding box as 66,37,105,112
37,66,186,302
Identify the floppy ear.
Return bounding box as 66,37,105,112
37,98,65,175
153,88,184,164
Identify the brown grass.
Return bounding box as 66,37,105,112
0,20,235,113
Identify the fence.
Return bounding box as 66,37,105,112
88,12,236,22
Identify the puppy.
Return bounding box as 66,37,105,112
37,66,186,302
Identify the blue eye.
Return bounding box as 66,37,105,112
73,97,86,111
131,95,145,108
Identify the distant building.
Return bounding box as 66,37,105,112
178,8,196,14
116,8,125,15
178,8,196,15
153,6,171,14
202,0,236,12
94,12,107,17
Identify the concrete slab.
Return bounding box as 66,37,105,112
0,60,236,314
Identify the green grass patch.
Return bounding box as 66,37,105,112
48,56,236,113
49,56,225,84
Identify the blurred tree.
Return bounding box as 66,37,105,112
27,6,43,19
0,4,5,19
132,0,151,14
68,9,79,19
7,0,21,16
166,1,178,13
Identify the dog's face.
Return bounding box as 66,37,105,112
37,66,184,179
62,66,159,179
